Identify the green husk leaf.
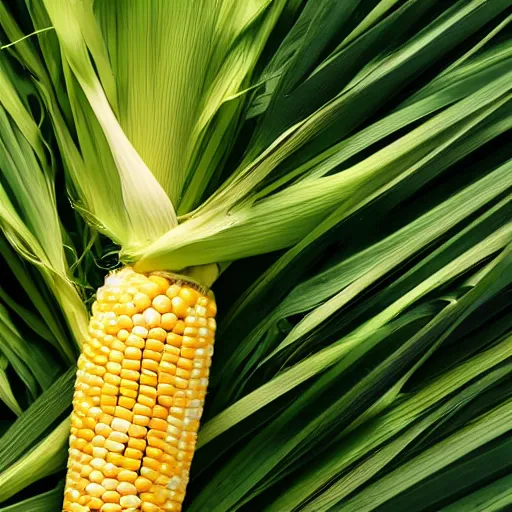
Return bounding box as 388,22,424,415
0,366,74,472
0,354,22,416
0,417,69,503
0,484,64,512
341,397,512,512
440,473,512,512
133,71,512,271
41,0,178,249
270,336,512,510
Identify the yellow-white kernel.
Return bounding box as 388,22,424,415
111,418,130,433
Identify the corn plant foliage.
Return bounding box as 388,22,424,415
0,0,511,511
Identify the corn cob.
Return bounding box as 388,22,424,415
63,267,216,512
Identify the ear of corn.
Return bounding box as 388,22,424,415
63,268,216,512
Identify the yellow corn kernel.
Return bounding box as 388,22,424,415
148,327,167,342
148,429,166,440
147,437,168,452
108,431,128,444
80,465,93,478
177,357,193,371
133,292,151,311
128,438,147,453
123,457,142,471
133,403,152,417
173,320,185,334
117,481,137,496
118,397,136,410
124,305,138,319
95,423,112,437
117,315,133,329
104,373,121,386
165,284,181,299
91,435,105,447
110,339,126,352
206,301,217,317
134,476,152,492
143,349,162,362
139,385,157,398
77,429,95,442
157,395,173,407
143,502,162,512
148,418,167,432
171,297,188,318
174,377,188,390
154,486,170,505
105,362,121,375
106,453,124,466
126,334,145,348
125,346,142,360
176,370,190,382
120,378,138,391
104,439,125,453
81,417,96,430
122,359,141,371
100,504,122,512
157,383,175,397
179,287,200,305
128,424,147,439
143,308,161,328
102,383,118,396
102,478,119,491
161,463,177,477
158,372,176,384
152,405,168,419
102,490,121,503
85,386,102,397
140,371,158,387
152,295,172,314
148,275,170,294
100,395,117,410
102,463,119,478
125,447,144,460
138,394,156,408
161,312,178,331
117,329,129,342
85,482,105,496
88,497,103,509
146,446,163,460
142,457,161,472
132,314,146,327
120,369,140,382
88,470,103,484
142,359,159,372
133,414,151,427
140,281,161,299
118,469,138,483
183,326,198,337
146,339,165,352
140,467,158,482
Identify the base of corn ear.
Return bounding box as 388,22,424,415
63,267,216,512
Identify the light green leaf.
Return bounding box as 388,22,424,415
441,474,512,512
0,367,74,473
341,397,512,511
0,485,64,512
0,417,69,503
0,354,22,416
